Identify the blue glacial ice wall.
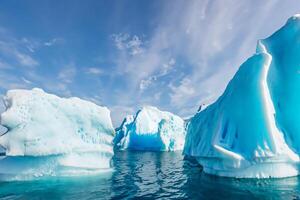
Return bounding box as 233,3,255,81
114,106,186,151
184,15,300,178
0,88,115,179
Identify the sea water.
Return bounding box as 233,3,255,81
0,151,299,199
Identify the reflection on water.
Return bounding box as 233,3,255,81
0,151,300,199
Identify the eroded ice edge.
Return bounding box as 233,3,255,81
0,88,115,180
184,15,300,178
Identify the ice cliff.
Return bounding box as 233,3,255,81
114,106,186,151
184,15,300,178
0,88,114,178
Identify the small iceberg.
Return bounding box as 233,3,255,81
114,106,186,151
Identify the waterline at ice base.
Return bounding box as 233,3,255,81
0,88,115,180
184,15,300,178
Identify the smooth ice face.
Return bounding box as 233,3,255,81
0,88,115,178
184,15,300,178
114,106,186,151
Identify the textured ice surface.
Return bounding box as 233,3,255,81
0,88,115,178
184,15,300,178
114,106,186,151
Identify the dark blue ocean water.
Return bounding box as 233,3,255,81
0,151,299,200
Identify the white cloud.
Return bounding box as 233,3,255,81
85,67,103,75
0,72,31,91
112,33,144,55
161,58,175,76
21,77,32,84
139,58,176,91
169,77,195,107
1,1,299,125
15,51,39,67
0,35,62,70
127,35,144,55
139,76,157,91
44,38,62,47
111,0,300,121
0,40,39,68
112,33,129,50
21,37,40,53
21,37,63,52
58,65,77,83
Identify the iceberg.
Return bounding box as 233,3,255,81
114,106,186,151
184,15,300,178
0,88,114,179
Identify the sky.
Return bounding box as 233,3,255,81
0,0,300,126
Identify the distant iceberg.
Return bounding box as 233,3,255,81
184,15,300,178
0,88,115,179
114,106,186,151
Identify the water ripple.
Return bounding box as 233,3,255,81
0,151,300,199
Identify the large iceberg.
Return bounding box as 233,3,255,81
184,15,300,178
0,88,114,179
114,106,186,151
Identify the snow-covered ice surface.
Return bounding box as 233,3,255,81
114,106,186,151
0,88,115,180
184,15,300,178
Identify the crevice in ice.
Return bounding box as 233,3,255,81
258,40,299,161
0,125,9,136
0,144,6,156
221,120,228,139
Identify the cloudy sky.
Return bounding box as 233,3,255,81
0,0,300,126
